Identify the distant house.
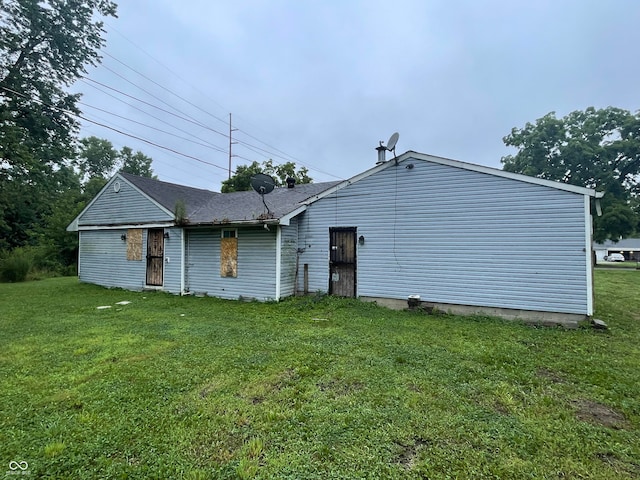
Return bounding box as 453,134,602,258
593,238,640,262
68,150,603,327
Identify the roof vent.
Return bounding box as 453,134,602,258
286,177,295,188
375,143,387,164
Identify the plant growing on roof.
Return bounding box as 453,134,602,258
174,199,188,225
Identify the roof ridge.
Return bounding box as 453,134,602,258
119,171,217,194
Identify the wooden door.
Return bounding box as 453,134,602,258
146,229,164,286
329,227,356,297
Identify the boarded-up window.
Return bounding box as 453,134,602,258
220,229,238,277
127,229,143,261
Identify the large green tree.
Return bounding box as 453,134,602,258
118,145,154,178
75,136,154,184
0,0,117,250
221,160,312,193
501,107,640,242
76,136,118,182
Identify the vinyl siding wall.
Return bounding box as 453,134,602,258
78,228,182,292
185,227,278,300
79,229,149,290
298,159,591,315
78,177,172,227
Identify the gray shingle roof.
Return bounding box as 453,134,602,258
121,172,338,225
120,172,217,218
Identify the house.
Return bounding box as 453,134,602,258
67,150,603,327
593,238,640,262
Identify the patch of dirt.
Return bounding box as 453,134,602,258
396,437,430,470
572,399,627,429
536,368,566,384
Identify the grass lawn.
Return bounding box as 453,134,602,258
1,271,639,479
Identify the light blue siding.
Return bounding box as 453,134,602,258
79,228,183,293
78,229,147,290
162,227,183,294
185,227,277,300
279,220,299,297
78,177,172,226
298,159,590,315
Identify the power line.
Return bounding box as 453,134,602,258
103,50,230,128
1,85,229,172
80,77,215,132
82,74,323,174
101,50,335,178
104,21,229,114
97,36,344,180
78,98,228,154
78,114,228,171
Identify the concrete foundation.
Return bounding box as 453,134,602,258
359,296,588,328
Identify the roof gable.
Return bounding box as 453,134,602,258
300,151,602,206
68,174,177,230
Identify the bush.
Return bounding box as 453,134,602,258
0,247,34,282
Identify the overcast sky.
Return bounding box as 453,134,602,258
73,0,640,191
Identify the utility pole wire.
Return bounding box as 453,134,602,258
78,83,230,154
102,51,342,178
103,50,231,128
0,85,229,172
80,77,228,139
96,48,344,180
79,101,228,154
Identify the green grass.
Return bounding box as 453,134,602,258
1,272,639,479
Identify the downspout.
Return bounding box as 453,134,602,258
77,231,82,279
275,225,282,300
587,191,605,317
585,194,595,317
180,228,186,295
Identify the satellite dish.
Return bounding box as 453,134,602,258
386,132,399,151
250,173,276,195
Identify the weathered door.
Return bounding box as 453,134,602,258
329,227,356,297
146,228,164,286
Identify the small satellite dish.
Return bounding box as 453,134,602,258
250,173,276,195
386,132,399,152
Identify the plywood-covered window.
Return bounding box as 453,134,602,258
127,229,143,261
220,229,238,277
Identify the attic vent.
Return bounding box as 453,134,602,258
286,177,295,188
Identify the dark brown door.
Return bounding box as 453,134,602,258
329,227,356,297
146,229,164,286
